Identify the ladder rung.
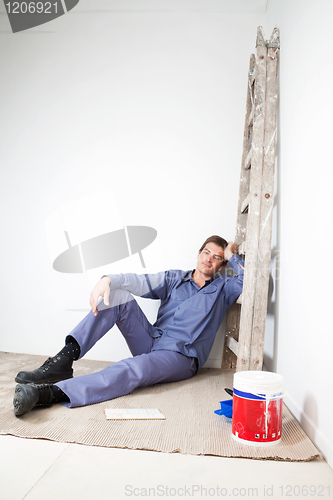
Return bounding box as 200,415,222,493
226,336,239,356
248,68,255,86
244,148,252,170
248,107,254,128
236,293,243,304
241,194,250,214
238,241,246,255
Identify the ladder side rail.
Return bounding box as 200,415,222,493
222,54,255,369
236,27,268,372
235,54,256,248
249,30,280,370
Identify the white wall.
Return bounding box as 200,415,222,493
265,0,333,469
0,3,265,365
2,0,332,469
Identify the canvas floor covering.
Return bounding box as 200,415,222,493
0,352,321,461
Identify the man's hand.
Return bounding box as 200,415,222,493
224,241,238,261
89,276,111,316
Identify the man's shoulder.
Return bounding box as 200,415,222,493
164,269,192,281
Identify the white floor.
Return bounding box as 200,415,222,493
1,435,332,500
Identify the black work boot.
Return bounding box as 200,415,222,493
15,355,73,385
13,383,53,417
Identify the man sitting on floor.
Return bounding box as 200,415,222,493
13,235,244,417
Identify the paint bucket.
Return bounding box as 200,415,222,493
232,370,284,446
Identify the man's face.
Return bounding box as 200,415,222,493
196,242,225,279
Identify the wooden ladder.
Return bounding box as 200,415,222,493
222,26,280,372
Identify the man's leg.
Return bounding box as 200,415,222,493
70,289,158,358
15,289,159,385
14,351,197,415
55,350,197,407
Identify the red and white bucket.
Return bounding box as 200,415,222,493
232,370,284,446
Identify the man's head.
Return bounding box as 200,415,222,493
198,235,228,254
196,235,228,280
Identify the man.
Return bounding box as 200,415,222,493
13,235,244,417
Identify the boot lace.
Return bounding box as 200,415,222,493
34,384,53,407
41,356,61,371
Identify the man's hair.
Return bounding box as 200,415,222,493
199,235,228,253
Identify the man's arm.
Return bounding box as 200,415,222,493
223,242,245,306
224,241,238,262
89,271,168,316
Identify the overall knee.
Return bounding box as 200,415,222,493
108,289,134,308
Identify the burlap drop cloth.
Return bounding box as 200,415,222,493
0,352,320,461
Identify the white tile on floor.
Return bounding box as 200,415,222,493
22,440,333,500
0,435,69,500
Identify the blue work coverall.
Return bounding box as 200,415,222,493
56,254,244,407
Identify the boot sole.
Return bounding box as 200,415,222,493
14,374,73,384
13,383,53,417
13,384,35,417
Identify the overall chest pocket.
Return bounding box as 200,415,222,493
170,289,189,303
189,286,218,311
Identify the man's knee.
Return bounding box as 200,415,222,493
105,288,135,309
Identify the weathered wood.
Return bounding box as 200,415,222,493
222,54,255,369
222,302,241,369
234,54,255,248
249,28,279,370
236,26,268,372
226,336,239,356
238,241,246,255
222,27,279,373
244,147,252,170
248,108,254,128
236,293,243,304
248,67,255,87
241,193,250,214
